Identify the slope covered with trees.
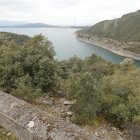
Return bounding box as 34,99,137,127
0,32,30,46
77,9,140,42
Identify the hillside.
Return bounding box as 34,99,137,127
77,9,140,42
0,32,30,46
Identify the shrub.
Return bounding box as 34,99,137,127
124,122,140,140
11,75,42,102
100,69,140,125
66,72,101,124
0,34,56,94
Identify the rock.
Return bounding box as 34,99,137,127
67,111,73,117
67,105,71,109
61,113,67,118
61,110,64,113
28,121,34,128
50,97,54,101
120,133,124,137
42,101,53,106
60,98,65,101
2,132,5,135
71,115,76,121
45,95,50,99
0,125,3,129
120,58,134,66
95,131,99,137
124,129,129,134
64,101,74,106
7,132,12,137
112,127,116,131
119,137,124,140
102,131,105,134
66,117,69,120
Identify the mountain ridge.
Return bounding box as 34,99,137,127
0,22,54,28
0,20,27,26
0,21,89,28
77,9,140,42
13,23,53,28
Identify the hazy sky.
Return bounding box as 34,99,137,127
0,0,140,26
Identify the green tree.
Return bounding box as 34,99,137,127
100,69,140,125
0,34,56,94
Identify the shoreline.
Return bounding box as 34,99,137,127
76,37,140,61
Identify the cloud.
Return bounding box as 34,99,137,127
0,0,34,10
0,0,140,25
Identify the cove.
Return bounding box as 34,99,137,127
0,28,140,67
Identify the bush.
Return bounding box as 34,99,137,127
124,44,140,54
57,54,116,124
100,69,140,125
0,34,56,94
11,75,42,102
124,122,140,140
64,71,101,124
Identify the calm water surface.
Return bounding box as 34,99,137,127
0,28,140,67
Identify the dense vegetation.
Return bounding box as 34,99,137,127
0,32,30,46
56,55,140,139
0,34,56,101
77,9,140,42
0,33,140,139
124,44,140,54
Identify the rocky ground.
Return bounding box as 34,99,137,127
0,126,18,140
0,95,133,140
34,96,132,140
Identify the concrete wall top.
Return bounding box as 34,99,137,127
0,91,104,140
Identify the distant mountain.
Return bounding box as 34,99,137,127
14,23,53,28
0,21,53,28
77,9,140,42
0,20,27,26
0,21,88,28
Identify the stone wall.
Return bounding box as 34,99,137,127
0,91,103,140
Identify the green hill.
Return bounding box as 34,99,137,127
0,32,30,46
77,9,140,42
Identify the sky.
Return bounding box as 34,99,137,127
0,0,140,26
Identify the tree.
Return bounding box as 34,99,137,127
0,34,56,93
100,69,140,125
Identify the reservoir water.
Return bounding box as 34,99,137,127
0,28,140,67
